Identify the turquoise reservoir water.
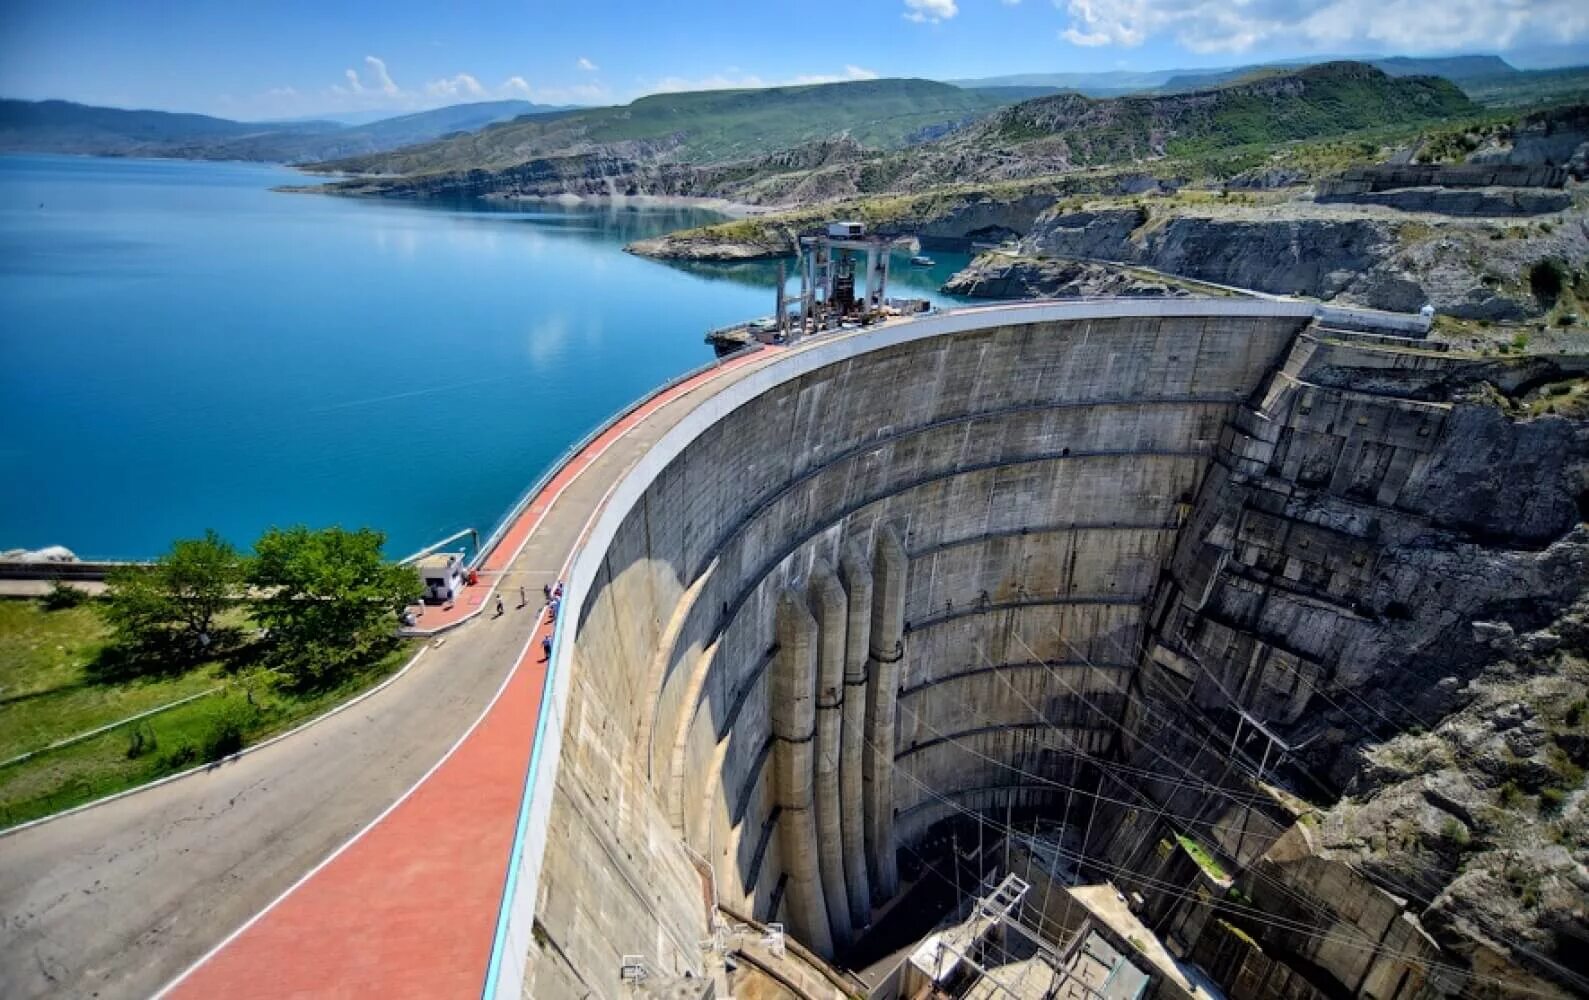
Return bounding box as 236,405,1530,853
0,155,969,559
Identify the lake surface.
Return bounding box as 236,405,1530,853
0,155,971,559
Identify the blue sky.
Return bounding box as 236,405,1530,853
2,0,1587,119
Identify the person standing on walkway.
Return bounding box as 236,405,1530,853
519,585,527,608
543,583,552,603
541,634,553,662
495,593,505,617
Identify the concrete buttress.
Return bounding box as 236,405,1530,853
838,540,873,929
771,589,835,957
863,524,907,901
808,560,854,950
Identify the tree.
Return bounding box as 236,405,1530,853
102,530,243,657
248,526,417,683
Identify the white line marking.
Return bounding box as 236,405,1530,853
151,615,543,999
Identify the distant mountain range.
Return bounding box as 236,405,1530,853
5,50,1584,173
319,62,1482,208
951,54,1536,97
0,99,571,163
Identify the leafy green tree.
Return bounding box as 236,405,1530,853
248,526,417,683
101,530,243,657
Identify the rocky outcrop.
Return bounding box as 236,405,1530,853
1472,104,1589,181
1316,186,1573,217
1012,202,1589,319
1321,163,1571,193
1024,207,1400,299
625,228,794,262
940,253,1191,299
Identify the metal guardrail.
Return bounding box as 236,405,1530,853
467,341,765,572
0,559,146,582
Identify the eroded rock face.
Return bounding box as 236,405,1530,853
1107,334,1589,997
940,254,1190,299
1317,595,1589,998
1010,203,1589,319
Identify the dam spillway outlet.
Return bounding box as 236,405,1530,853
516,302,1589,1000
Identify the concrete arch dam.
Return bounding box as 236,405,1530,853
513,299,1588,999
518,302,1310,989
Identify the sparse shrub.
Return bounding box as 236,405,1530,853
1540,787,1567,815
1498,780,1522,807
1440,817,1470,847
125,721,158,759
41,579,90,610
1566,699,1586,727
1512,332,1531,352
201,699,255,761
160,742,198,769
1529,259,1567,307
1549,383,1574,397
1547,745,1585,788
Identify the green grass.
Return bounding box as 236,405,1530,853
0,599,413,829
1176,833,1231,880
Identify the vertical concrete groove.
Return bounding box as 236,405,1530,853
807,560,854,950
863,524,907,902
770,590,835,957
838,540,874,930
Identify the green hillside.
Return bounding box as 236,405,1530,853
320,78,1022,175
975,62,1477,163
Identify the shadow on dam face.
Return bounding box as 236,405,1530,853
520,302,1589,998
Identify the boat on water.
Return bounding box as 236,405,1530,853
909,254,935,267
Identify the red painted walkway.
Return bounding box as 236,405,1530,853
163,350,768,998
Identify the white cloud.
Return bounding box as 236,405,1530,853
577,57,599,72
1053,0,1589,54
649,64,881,94
425,72,487,100
340,55,401,96
312,56,609,112
904,0,958,23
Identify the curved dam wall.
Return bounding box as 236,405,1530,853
501,300,1327,997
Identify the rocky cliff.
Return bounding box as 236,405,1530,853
1097,335,1589,997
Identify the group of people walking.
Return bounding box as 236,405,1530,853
495,578,563,663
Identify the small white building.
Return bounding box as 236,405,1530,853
416,553,467,603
